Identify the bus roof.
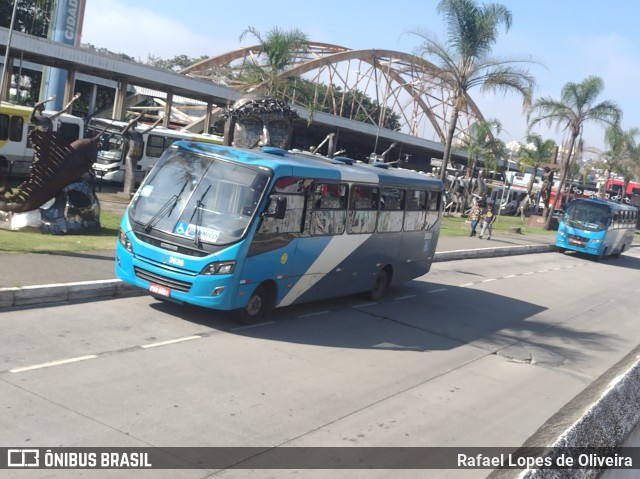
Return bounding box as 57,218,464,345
1,102,32,116
570,197,638,211
176,141,443,190
1,102,82,123
87,117,223,144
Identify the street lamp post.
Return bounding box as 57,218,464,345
0,0,20,102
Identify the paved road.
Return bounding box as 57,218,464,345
2,250,640,478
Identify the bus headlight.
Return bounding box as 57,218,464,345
118,228,133,252
201,261,236,275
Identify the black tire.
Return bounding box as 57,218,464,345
234,285,272,325
366,268,389,301
596,247,607,262
557,247,566,254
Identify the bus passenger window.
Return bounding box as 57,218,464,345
314,183,346,209
10,115,23,142
0,114,10,141
381,188,405,210
146,135,165,157
311,182,347,235
347,185,378,234
378,187,405,233
350,185,377,210
404,189,428,231
407,190,427,211
427,191,441,211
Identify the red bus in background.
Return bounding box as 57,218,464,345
546,183,600,213
606,178,640,196
545,181,640,214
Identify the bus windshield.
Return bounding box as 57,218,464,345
129,148,271,245
97,133,125,163
562,200,611,231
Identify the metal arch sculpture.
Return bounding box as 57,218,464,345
179,43,486,145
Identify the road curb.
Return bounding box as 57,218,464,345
434,244,556,262
488,347,640,479
0,279,144,309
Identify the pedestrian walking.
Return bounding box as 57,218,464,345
468,199,481,237
478,201,497,240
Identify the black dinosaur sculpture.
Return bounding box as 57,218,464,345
0,127,104,214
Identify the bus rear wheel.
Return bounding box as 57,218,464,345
234,285,273,325
366,267,390,301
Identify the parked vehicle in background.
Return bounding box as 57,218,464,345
115,142,444,322
0,102,84,179
489,185,529,216
556,198,638,260
86,118,223,184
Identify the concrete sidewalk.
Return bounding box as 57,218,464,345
0,230,560,310
0,231,557,290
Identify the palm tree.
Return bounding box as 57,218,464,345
604,126,640,202
515,133,555,200
457,118,504,208
527,75,622,228
237,26,310,99
409,0,536,183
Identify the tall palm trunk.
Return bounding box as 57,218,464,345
439,105,461,183
545,135,577,228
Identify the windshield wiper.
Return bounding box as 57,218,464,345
190,184,212,246
144,179,189,232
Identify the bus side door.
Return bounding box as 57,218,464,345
244,191,307,305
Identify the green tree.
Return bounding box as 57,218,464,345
409,0,535,183
0,0,51,38
603,126,640,202
146,54,210,72
237,26,310,99
515,133,555,198
456,118,504,207
311,82,402,131
527,75,622,228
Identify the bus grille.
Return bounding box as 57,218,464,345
134,267,192,292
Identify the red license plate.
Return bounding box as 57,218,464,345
149,283,171,297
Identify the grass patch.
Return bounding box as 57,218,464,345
0,210,121,253
440,213,556,237
0,208,559,254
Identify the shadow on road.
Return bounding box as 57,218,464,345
149,278,616,365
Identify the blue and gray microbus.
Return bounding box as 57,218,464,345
115,141,444,322
556,197,638,260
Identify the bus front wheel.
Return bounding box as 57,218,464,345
366,267,390,301
235,284,273,325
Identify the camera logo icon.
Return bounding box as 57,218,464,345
7,449,40,467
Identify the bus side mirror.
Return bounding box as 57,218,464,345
265,195,287,219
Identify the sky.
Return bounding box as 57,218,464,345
81,0,640,154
